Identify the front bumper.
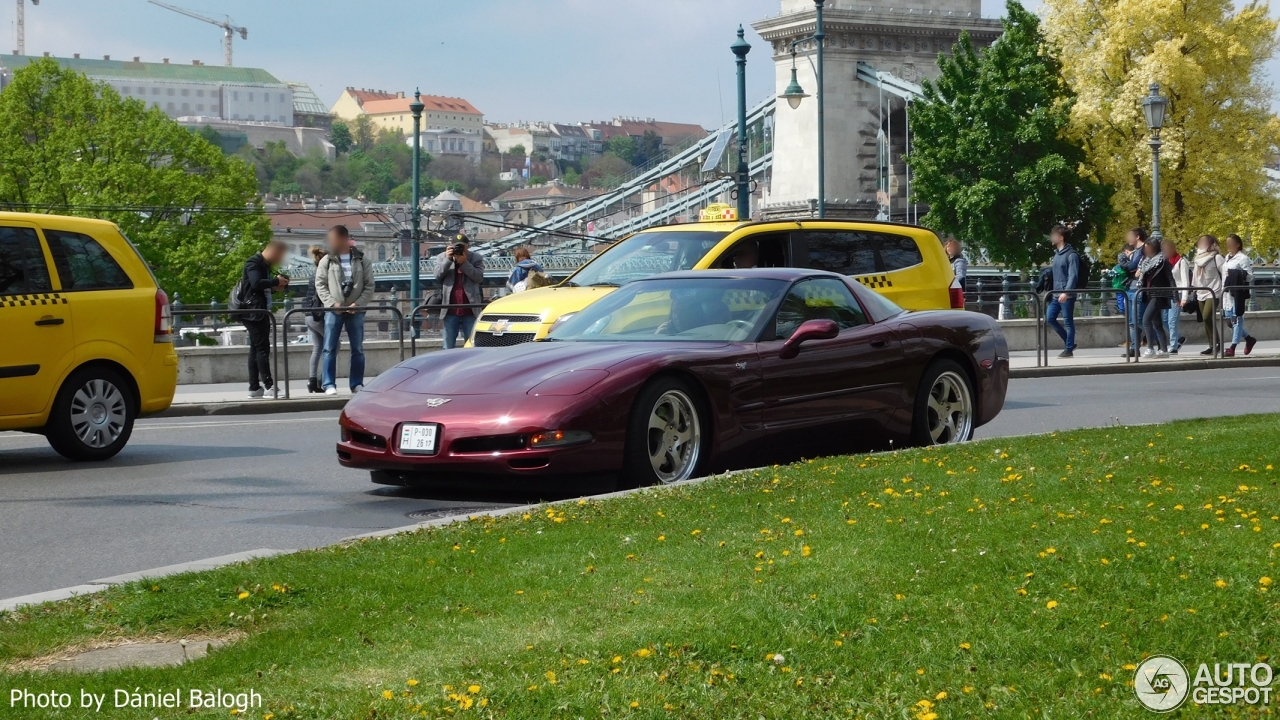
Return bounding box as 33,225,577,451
336,389,626,481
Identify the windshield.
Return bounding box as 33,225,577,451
564,231,729,288
549,277,788,343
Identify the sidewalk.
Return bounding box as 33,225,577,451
157,341,1280,417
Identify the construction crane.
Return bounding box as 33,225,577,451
15,0,39,56
147,0,246,67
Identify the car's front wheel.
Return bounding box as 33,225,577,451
910,359,975,446
622,377,707,488
45,366,136,462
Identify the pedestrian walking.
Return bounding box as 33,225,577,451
434,235,486,349
1118,228,1147,357
1044,226,1080,358
302,245,327,393
945,239,968,291
1136,239,1173,358
1161,238,1189,354
315,225,375,395
235,239,290,399
1192,235,1225,355
1221,234,1257,357
506,246,544,294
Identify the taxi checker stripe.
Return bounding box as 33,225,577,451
2,293,68,308
856,275,894,289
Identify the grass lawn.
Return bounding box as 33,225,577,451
3,415,1279,719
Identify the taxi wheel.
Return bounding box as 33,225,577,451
621,376,708,489
46,366,137,462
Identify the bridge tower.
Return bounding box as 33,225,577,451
754,1,1002,221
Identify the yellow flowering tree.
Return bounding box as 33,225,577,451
1042,0,1280,259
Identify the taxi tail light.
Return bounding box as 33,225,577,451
949,287,965,310
154,289,173,342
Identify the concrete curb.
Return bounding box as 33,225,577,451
157,398,348,418
1009,356,1280,379
0,549,293,613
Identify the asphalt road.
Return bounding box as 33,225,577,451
3,367,1279,600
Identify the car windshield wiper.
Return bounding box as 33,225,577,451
588,282,621,288
561,281,579,288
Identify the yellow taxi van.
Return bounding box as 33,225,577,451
0,212,177,461
471,207,960,347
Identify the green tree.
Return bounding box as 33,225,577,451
634,130,664,167
563,168,581,187
351,114,376,152
908,1,1111,270
604,135,637,164
0,58,270,302
329,120,353,154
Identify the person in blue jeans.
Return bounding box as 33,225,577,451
1118,228,1147,357
1045,225,1081,358
315,225,375,394
434,235,486,349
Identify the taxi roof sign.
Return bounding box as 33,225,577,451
700,203,739,223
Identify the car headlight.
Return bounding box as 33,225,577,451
528,430,593,449
548,313,577,332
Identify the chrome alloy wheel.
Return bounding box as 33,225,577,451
925,371,973,445
70,378,128,449
646,389,701,483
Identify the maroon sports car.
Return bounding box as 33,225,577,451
337,269,1008,493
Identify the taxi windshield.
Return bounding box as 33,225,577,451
549,277,787,343
563,231,728,288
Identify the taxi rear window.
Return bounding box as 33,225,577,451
799,231,925,275
44,230,134,291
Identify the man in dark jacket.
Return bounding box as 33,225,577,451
1045,225,1080,358
242,240,290,398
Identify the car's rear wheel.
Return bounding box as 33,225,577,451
45,366,136,462
623,377,707,488
910,360,975,446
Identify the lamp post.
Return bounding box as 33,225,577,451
731,26,752,221
1141,83,1168,242
409,89,425,314
776,0,826,218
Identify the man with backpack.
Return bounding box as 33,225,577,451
316,225,376,395
233,239,290,399
1045,225,1082,359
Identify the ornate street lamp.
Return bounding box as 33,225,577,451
731,26,752,221
409,89,425,330
1142,83,1168,242
776,0,826,218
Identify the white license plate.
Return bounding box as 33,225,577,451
398,423,438,454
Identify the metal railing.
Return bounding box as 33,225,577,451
406,303,491,356
964,289,1044,367
168,308,280,391
279,306,405,400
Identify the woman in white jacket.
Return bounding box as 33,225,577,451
1191,235,1225,355
1160,238,1190,353
1221,234,1257,357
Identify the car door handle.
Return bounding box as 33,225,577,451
869,338,891,349
35,317,65,326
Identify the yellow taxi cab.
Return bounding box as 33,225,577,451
471,205,959,347
0,212,178,461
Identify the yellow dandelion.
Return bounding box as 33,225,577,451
406,679,418,687
960,642,971,650
657,535,665,541
1262,577,1274,587
802,545,812,557
1215,579,1228,588
381,690,393,700
545,671,557,684
1046,600,1058,609
468,685,480,694
237,591,250,600
630,701,640,708
636,648,652,658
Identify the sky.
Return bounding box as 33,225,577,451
7,0,1274,129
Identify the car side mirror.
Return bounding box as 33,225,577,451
779,319,839,360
